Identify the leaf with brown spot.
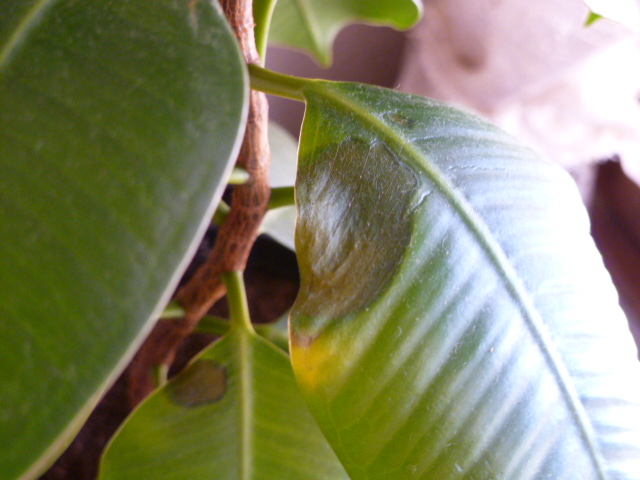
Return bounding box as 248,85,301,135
290,80,640,479
98,328,349,479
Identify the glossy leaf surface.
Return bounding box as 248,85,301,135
99,326,348,479
0,1,246,478
290,81,640,479
268,0,422,65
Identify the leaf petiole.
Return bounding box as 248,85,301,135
222,271,254,333
152,363,169,387
268,186,295,209
248,64,309,102
228,167,250,185
212,199,231,226
159,300,185,319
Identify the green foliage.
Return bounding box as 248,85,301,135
289,80,640,478
0,1,246,477
2,0,640,479
267,0,422,65
100,273,347,479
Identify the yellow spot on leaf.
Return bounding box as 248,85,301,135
291,333,340,392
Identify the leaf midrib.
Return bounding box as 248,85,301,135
303,82,608,478
237,329,255,480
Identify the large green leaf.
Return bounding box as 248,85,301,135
98,320,348,479
0,1,247,478
267,0,422,65
290,81,640,478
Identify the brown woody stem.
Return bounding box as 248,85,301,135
126,0,270,406
176,0,271,335
175,87,270,319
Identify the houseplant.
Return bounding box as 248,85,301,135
2,0,640,478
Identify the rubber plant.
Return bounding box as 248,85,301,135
2,0,640,479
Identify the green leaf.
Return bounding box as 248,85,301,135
98,327,349,479
256,310,291,353
253,0,278,61
268,0,422,65
290,81,640,478
583,0,640,31
0,1,247,478
260,122,298,250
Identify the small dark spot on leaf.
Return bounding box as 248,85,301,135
385,112,415,129
168,360,226,407
296,139,417,318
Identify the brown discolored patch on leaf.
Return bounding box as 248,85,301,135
384,111,416,129
168,360,227,407
295,138,418,320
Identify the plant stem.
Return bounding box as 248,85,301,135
153,363,169,387
128,0,270,406
212,199,231,226
159,300,185,319
222,271,254,333
268,186,295,209
248,64,308,102
229,166,250,184
178,0,271,323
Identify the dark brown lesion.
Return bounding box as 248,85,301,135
295,139,418,320
384,111,415,129
168,360,227,407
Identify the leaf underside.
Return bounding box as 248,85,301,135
0,1,246,478
268,0,422,65
98,329,349,480
290,81,640,479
